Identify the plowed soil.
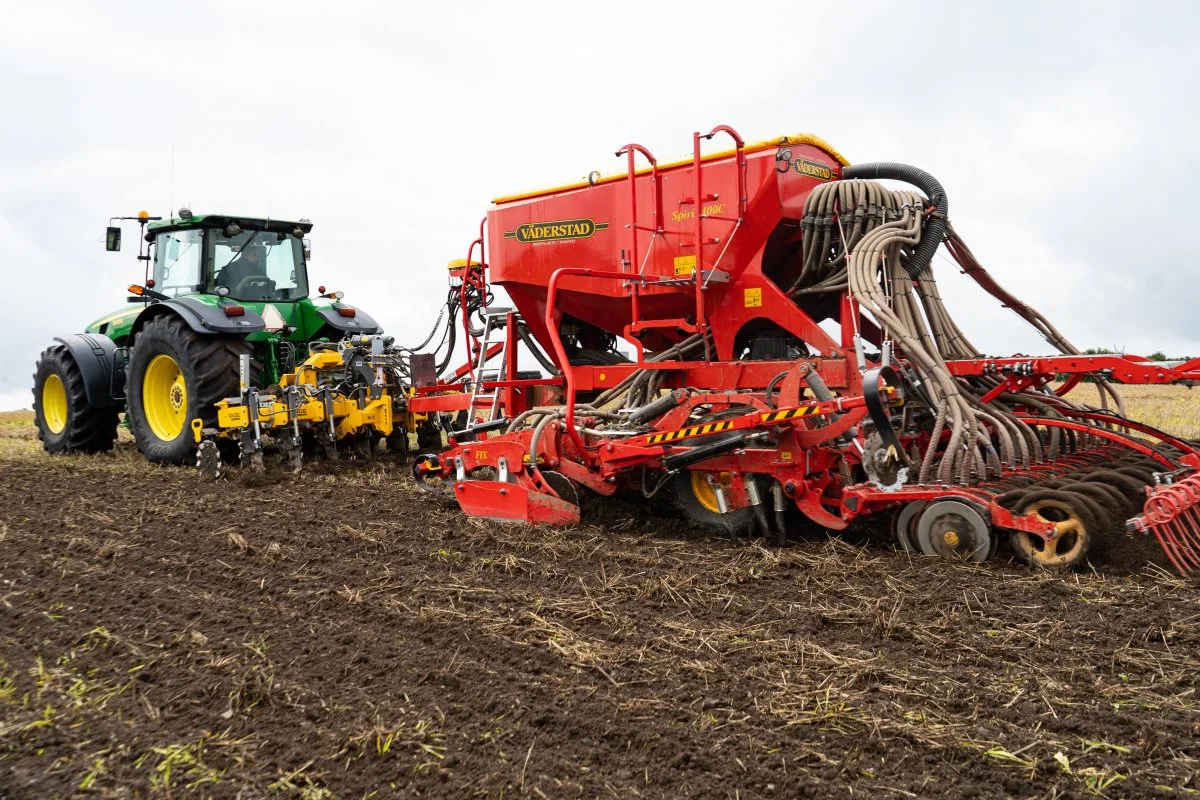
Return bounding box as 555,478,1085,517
1,412,1198,799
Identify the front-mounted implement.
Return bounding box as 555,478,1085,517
194,334,413,476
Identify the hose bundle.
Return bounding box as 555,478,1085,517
794,168,1127,484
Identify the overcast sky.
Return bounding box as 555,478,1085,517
2,0,1198,411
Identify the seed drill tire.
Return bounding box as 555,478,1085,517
32,345,119,453
671,471,756,537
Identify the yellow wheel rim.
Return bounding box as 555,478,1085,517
690,471,731,514
143,354,187,441
42,373,68,434
1014,499,1088,568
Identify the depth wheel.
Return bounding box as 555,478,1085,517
412,453,454,499
127,315,253,464
31,345,119,453
915,499,993,562
1010,495,1092,570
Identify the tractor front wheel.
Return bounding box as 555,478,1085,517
32,345,119,453
127,315,252,464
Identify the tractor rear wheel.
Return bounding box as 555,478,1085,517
126,315,253,464
32,345,119,453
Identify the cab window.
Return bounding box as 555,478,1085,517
153,229,203,297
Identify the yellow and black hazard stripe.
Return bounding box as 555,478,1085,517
645,405,822,446
646,419,737,445
756,406,822,423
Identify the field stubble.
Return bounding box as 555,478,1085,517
0,388,1199,798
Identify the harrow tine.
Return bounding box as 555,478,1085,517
1150,523,1190,575
1165,521,1197,572
1167,484,1200,570
1139,487,1200,575
1175,512,1200,569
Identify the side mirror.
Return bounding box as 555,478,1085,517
105,226,122,252
303,238,312,262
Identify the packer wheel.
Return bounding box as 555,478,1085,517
1010,494,1093,570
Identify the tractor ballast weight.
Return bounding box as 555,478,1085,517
408,126,1200,575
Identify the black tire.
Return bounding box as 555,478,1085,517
31,345,119,453
671,470,756,536
416,417,443,451
126,315,252,464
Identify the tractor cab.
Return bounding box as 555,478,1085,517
147,213,312,304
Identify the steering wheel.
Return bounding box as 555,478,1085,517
231,275,276,296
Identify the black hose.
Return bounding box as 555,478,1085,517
840,162,948,279
434,302,458,378
627,388,687,425
516,323,560,376
764,370,789,409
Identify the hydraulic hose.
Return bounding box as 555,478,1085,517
840,162,948,279
517,322,560,376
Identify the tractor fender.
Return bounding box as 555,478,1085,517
52,333,125,407
316,305,382,335
131,297,267,337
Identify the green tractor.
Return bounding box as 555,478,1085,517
32,209,382,463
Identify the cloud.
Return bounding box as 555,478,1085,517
2,0,1199,412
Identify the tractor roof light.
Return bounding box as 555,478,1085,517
128,284,145,296
137,210,149,221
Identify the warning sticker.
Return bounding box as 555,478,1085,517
673,255,696,276
744,287,762,308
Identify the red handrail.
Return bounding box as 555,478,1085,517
704,124,747,216
690,125,746,359
461,217,487,362
545,267,644,455
615,144,661,333
614,143,662,272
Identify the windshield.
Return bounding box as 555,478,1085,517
209,228,308,302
